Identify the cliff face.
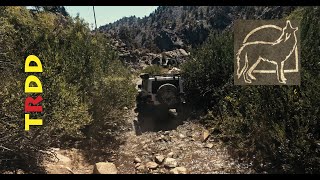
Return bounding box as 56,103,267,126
99,6,296,53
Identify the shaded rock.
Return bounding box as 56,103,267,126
163,49,189,58
186,132,193,138
141,151,149,156
205,143,214,149
155,155,165,164
163,136,171,142
179,134,186,139
167,152,174,158
93,162,118,174
50,147,60,152
146,162,158,169
160,147,167,151
168,67,181,74
135,163,141,168
164,158,177,168
178,49,189,56
5,169,25,174
202,129,210,142
173,40,184,48
136,164,145,171
142,144,148,150
169,167,187,174
151,56,162,65
134,157,142,163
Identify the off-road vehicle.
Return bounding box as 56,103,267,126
135,73,187,116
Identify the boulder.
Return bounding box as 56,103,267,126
155,155,165,164
169,167,187,174
93,162,118,174
135,163,141,168
136,164,145,171
168,67,181,74
151,56,162,65
205,143,214,149
134,157,142,163
167,152,174,158
163,49,189,58
202,130,210,142
178,49,189,56
146,162,158,169
179,133,186,139
164,158,177,168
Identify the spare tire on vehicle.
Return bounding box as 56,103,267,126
156,83,179,107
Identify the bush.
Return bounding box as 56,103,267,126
89,63,136,141
0,6,135,173
141,65,163,75
182,7,320,173
181,32,233,109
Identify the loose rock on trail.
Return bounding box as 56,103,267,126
114,107,254,174
44,77,254,174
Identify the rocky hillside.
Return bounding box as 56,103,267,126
98,6,295,68
100,6,296,53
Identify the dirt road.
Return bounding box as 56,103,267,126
44,77,254,174
112,105,254,174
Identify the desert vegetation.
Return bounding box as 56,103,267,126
0,6,135,173
182,7,320,173
1,6,320,174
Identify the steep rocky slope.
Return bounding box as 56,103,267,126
100,6,296,53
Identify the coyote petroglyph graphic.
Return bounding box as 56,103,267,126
236,20,299,84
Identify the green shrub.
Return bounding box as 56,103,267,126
181,32,233,109
0,6,135,173
43,77,93,140
89,75,136,140
183,7,320,173
141,65,163,75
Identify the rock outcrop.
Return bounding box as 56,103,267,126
100,6,296,52
108,38,190,69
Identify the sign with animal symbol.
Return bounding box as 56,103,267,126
234,20,301,85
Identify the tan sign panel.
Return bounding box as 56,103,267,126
234,20,301,85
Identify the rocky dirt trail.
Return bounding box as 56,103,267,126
113,107,254,174
44,77,254,174
44,106,254,174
